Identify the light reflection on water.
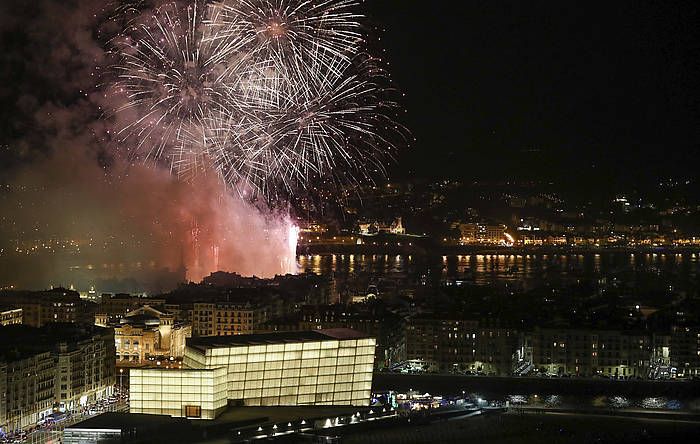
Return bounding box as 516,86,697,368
505,394,696,411
297,252,699,289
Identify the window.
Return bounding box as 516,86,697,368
184,405,201,418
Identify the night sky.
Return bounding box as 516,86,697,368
0,0,699,290
370,1,700,192
1,1,699,194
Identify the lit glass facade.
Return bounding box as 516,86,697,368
183,331,376,407
129,368,227,419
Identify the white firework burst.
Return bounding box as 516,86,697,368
109,0,406,198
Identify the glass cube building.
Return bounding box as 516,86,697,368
185,329,375,407
129,367,227,419
129,329,376,418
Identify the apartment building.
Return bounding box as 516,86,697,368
192,302,267,336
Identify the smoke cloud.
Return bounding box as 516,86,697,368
0,0,298,293
1,148,297,291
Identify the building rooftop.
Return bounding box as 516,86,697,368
0,323,112,361
119,314,161,327
187,328,371,352
65,412,185,431
63,412,195,443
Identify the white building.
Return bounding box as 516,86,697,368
129,329,375,419
0,307,22,326
0,324,115,432
129,368,227,419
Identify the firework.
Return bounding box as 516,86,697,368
209,0,363,84
109,0,406,198
110,1,236,178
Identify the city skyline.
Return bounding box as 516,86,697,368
1,2,700,443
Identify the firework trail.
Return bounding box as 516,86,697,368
109,0,406,199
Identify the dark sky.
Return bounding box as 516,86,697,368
1,1,698,196
370,1,700,192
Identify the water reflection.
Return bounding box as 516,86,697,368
506,394,691,411
297,252,700,290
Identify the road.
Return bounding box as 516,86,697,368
20,400,129,444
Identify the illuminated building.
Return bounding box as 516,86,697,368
0,324,116,432
114,323,159,363
99,305,191,363
519,233,544,246
298,306,405,369
129,329,375,419
258,304,406,370
455,223,508,245
0,307,22,326
405,314,517,375
0,351,54,431
358,217,406,235
670,326,700,377
169,323,192,359
530,327,652,377
54,328,117,413
129,368,227,419
388,217,406,235
192,302,267,337
184,329,375,407
298,221,329,234
406,315,479,372
78,287,99,303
